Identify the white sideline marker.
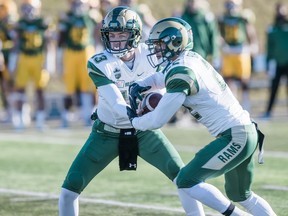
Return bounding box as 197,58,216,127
0,188,221,215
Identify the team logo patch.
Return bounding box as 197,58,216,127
113,68,121,79
202,141,244,170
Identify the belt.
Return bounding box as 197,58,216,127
96,120,134,134
103,123,121,133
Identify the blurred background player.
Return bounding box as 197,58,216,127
218,0,259,111
0,0,18,122
57,0,97,127
0,42,5,119
93,0,119,52
120,0,157,40
181,0,220,68
172,0,220,124
262,2,288,119
12,0,50,130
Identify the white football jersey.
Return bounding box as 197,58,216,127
132,51,251,136
88,43,158,128
173,51,251,136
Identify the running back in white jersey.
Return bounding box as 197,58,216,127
165,51,251,136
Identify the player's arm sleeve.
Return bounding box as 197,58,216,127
246,22,259,56
132,66,198,131
165,66,199,95
132,92,186,131
88,61,128,118
98,84,129,118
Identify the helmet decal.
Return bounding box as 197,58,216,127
101,6,142,57
145,17,193,68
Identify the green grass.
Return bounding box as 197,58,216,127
0,121,287,215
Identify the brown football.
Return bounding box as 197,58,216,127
138,92,163,116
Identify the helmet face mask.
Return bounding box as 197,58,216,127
146,39,169,68
70,0,89,16
21,0,41,20
107,31,132,57
225,0,242,15
145,17,193,68
101,6,142,58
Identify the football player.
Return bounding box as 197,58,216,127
57,0,97,127
58,7,205,216
218,0,258,111
262,2,288,119
127,17,276,216
0,0,18,122
12,0,50,129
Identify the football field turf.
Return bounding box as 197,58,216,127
0,120,287,216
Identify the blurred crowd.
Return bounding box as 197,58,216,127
0,0,287,130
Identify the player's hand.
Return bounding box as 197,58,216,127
126,106,138,124
128,83,151,111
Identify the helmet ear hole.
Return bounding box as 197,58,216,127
146,17,193,68
172,37,182,48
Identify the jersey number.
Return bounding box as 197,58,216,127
70,27,88,45
93,53,107,63
224,25,239,42
0,31,7,42
23,32,42,49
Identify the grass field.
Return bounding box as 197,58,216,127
0,120,288,216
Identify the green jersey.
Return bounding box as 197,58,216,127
218,15,248,46
266,20,288,66
58,12,96,50
0,18,16,60
181,10,219,60
16,18,48,55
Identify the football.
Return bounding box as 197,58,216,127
138,92,163,116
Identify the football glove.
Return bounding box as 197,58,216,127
128,83,151,112
126,106,138,124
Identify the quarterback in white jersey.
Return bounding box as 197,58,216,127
128,17,276,216
59,7,206,216
87,42,156,128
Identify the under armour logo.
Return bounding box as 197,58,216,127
125,131,132,135
129,163,137,168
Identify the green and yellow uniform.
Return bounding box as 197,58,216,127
0,18,15,80
58,12,96,94
218,15,251,80
14,17,49,89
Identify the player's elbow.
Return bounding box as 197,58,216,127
151,117,166,129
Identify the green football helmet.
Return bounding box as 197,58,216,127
101,6,142,57
145,17,193,68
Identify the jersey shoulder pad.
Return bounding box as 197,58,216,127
87,52,114,87
165,65,199,95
